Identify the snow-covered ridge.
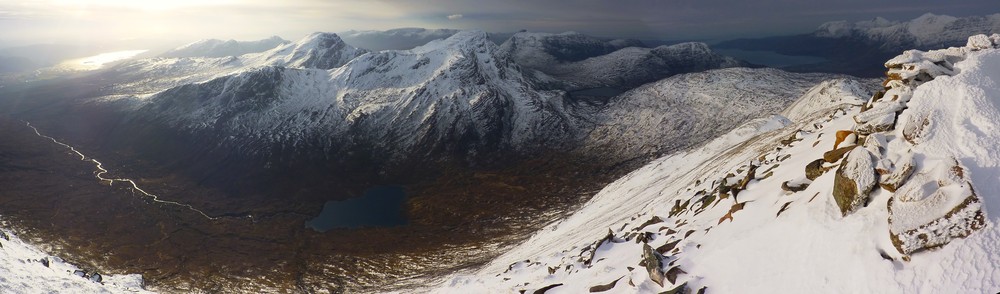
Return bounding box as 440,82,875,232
101,32,367,98
816,13,1000,50
435,34,1000,293
0,225,150,293
159,36,289,58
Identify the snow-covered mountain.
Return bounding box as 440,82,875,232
339,28,463,51
817,13,1000,50
100,32,368,97
501,32,743,90
113,31,586,161
435,34,1000,293
159,36,289,58
716,13,1000,77
584,68,854,163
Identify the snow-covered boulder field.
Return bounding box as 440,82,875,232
433,34,1000,293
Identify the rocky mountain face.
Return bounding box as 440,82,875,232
501,32,743,90
435,34,1000,294
159,36,289,58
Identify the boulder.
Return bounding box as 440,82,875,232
823,145,859,163
832,148,877,216
588,276,624,292
833,130,856,150
879,154,915,192
854,110,897,135
804,158,827,180
888,160,986,254
642,243,666,287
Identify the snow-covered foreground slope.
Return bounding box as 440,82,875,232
0,226,149,293
435,35,1000,293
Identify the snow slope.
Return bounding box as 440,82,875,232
584,68,850,162
0,226,149,293
435,35,1000,293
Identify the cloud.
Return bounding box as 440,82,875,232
447,14,463,20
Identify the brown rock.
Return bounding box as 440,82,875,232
833,130,856,150
879,155,915,192
642,243,666,287
805,158,827,180
589,276,624,292
832,148,877,216
823,145,859,163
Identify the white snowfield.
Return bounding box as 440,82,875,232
434,35,1000,293
0,226,149,293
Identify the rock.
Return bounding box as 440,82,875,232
888,160,986,254
863,133,887,155
781,180,809,192
967,34,994,50
832,148,877,216
854,110,897,135
642,243,666,287
638,216,665,230
588,276,624,292
533,284,563,294
833,130,856,150
73,270,87,277
656,240,681,255
660,282,690,294
89,272,103,283
665,266,687,284
804,158,827,180
823,145,859,163
901,114,931,145
0,231,8,241
879,154,915,192
40,258,49,268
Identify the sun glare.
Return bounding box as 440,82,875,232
49,0,236,11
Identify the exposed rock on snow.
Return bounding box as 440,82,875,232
888,159,985,254
832,148,877,216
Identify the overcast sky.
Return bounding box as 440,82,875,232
1,0,998,47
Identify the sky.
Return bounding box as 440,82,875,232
0,0,998,47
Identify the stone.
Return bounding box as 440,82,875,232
832,148,877,216
888,160,986,254
804,158,827,180
823,145,859,163
879,154,915,192
642,243,666,287
833,130,856,150
781,180,809,192
533,284,563,294
588,276,624,292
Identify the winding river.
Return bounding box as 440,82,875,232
24,121,219,220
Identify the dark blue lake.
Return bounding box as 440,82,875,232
305,186,408,231
715,49,828,68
